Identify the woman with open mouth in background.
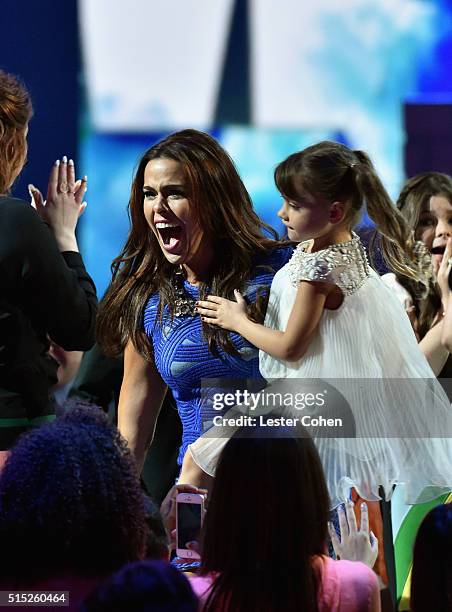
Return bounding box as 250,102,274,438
96,129,292,483
382,172,452,378
381,172,452,607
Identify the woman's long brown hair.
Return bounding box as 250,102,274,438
97,129,283,359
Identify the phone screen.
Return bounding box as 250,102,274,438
177,502,202,550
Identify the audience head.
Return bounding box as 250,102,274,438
395,172,452,335
396,172,452,251
143,496,170,560
0,69,33,193
0,403,148,583
275,141,419,282
200,420,330,611
81,560,198,612
411,503,452,612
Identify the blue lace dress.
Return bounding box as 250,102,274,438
143,247,293,465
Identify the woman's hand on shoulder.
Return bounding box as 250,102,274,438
328,501,378,569
28,157,88,252
195,289,247,331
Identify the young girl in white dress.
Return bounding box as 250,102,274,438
187,141,452,509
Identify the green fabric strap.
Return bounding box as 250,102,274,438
0,415,56,427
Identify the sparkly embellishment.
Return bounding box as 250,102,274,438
287,232,370,296
173,269,197,317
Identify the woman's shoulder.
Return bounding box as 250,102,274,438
190,561,379,611
323,556,377,582
188,573,215,601
253,244,295,273
0,196,52,250
143,291,160,325
319,556,379,610
243,245,294,298
0,197,55,257
0,196,36,224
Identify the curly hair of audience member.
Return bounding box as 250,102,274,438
0,403,148,583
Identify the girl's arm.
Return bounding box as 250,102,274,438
196,281,333,362
118,340,168,473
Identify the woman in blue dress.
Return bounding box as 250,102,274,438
97,129,292,480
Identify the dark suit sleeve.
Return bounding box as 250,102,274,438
7,199,98,351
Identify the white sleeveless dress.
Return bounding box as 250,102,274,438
189,234,452,508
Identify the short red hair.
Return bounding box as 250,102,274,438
0,70,33,193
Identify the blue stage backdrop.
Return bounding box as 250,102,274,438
0,0,80,201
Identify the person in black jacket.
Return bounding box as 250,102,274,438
0,69,97,448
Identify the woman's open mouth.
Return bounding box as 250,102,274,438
155,222,183,252
431,245,446,255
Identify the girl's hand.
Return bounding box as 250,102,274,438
434,237,452,312
196,289,247,331
28,157,88,252
328,501,378,568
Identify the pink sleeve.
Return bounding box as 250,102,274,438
189,575,214,605
367,572,381,612
320,558,381,612
337,561,380,612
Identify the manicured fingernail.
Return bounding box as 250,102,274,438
82,175,88,182
55,159,60,166
28,184,34,191
361,502,367,510
62,156,67,163
82,201,87,207
68,158,74,166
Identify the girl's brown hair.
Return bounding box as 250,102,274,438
0,70,33,193
396,172,452,338
275,141,421,284
97,129,281,359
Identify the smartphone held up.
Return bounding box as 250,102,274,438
176,492,205,559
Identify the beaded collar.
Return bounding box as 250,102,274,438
287,232,370,296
